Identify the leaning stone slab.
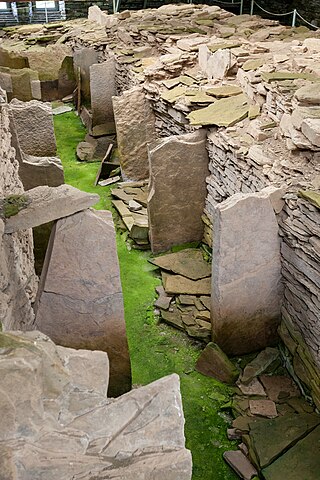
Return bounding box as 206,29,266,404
163,272,211,295
241,348,280,384
148,130,209,253
34,209,131,397
223,450,258,480
196,342,239,384
262,424,320,480
0,330,192,479
211,192,282,355
4,185,99,233
150,249,211,280
9,98,56,157
90,59,116,128
19,153,64,190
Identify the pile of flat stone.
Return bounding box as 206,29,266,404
0,330,192,479
196,343,320,479
111,181,149,248
150,248,212,342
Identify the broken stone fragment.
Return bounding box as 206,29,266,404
223,450,258,480
150,248,211,280
195,342,240,384
162,272,211,296
249,399,278,418
76,141,97,162
3,184,99,234
259,375,300,402
188,93,249,126
301,118,320,147
34,209,131,397
155,285,172,310
237,378,267,397
241,348,280,384
129,199,142,212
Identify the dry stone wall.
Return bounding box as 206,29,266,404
0,89,37,330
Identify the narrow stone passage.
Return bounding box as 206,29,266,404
54,108,238,480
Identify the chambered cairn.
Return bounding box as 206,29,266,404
0,2,320,479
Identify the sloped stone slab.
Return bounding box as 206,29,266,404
4,185,99,233
188,93,249,126
223,450,258,480
150,249,211,280
262,424,320,480
259,375,300,402
34,209,131,397
162,272,211,295
196,342,239,384
242,348,280,384
298,190,320,209
250,412,320,468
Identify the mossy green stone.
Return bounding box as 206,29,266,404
242,58,264,71
161,86,186,103
2,194,29,218
298,190,320,209
188,93,249,126
206,85,243,98
261,71,320,83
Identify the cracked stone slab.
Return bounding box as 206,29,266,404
0,330,192,480
150,248,211,280
3,184,99,233
34,209,131,397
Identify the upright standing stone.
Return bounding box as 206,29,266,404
73,47,99,101
34,209,131,397
90,59,116,130
148,130,209,253
113,86,156,180
211,192,282,355
9,98,56,157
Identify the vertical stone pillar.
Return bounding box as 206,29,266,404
211,191,282,355
90,58,116,131
113,86,156,181
148,130,209,253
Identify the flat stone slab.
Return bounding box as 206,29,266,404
4,185,99,233
223,450,258,480
259,375,300,402
298,190,320,209
249,399,278,418
150,249,211,280
237,378,267,397
262,424,320,480
34,209,131,397
188,93,249,126
52,105,73,115
241,348,280,384
155,285,172,310
196,342,239,384
249,412,320,469
0,331,192,480
162,272,211,295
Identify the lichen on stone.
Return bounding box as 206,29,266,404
1,194,30,218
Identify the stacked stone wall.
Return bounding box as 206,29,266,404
0,90,37,330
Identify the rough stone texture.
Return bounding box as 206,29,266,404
113,86,156,181
148,130,209,253
19,153,64,190
73,47,99,101
150,249,211,280
195,342,239,384
90,59,116,128
0,92,37,330
0,330,192,480
223,450,258,480
241,348,280,384
162,272,211,296
34,209,131,397
9,98,57,157
4,184,99,234
211,192,282,355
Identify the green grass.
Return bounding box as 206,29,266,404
54,110,238,480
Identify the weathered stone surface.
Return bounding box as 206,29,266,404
148,130,209,253
90,59,116,128
259,375,300,402
301,118,320,146
207,85,243,97
295,83,320,105
237,378,267,397
241,348,280,384
19,153,64,190
162,272,211,295
211,193,282,355
9,98,56,157
113,86,156,181
4,185,99,234
195,342,239,384
298,190,320,209
150,249,211,280
249,413,320,469
155,285,172,310
0,330,192,479
188,93,249,126
76,141,96,162
34,209,131,397
262,424,320,480
249,399,278,418
73,47,99,101
223,450,258,480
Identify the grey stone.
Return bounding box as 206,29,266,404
76,141,96,162
73,47,99,101
19,153,64,190
0,330,192,479
4,185,99,234
34,209,131,397
195,342,239,384
241,348,280,384
150,249,211,280
90,59,116,128
295,83,320,105
113,87,156,181
148,130,209,253
211,192,282,355
9,98,56,157
301,118,320,147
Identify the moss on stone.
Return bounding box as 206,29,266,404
2,194,29,218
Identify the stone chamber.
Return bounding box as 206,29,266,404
0,2,320,479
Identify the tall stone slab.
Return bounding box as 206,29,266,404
34,209,131,397
211,192,282,355
73,47,99,101
90,58,116,129
9,98,56,157
113,86,156,180
148,130,209,253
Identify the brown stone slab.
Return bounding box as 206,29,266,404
249,400,278,418
150,249,211,280
162,272,211,296
259,375,300,402
223,450,258,480
195,342,239,384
